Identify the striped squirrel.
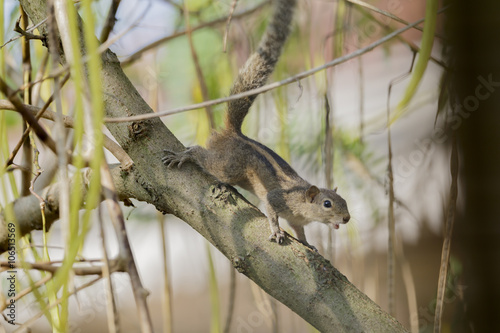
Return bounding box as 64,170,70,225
163,0,350,247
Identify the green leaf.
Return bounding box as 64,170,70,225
390,0,439,124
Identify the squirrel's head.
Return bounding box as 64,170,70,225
304,185,350,229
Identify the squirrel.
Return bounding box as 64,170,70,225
162,0,350,247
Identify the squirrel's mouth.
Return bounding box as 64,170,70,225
333,223,340,230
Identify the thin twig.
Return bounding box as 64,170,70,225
159,213,173,333
20,5,33,197
223,267,237,333
31,52,50,106
14,17,45,41
358,56,365,143
100,0,122,43
100,162,154,333
183,0,215,129
223,0,238,53
0,77,58,154
12,276,102,332
0,17,47,49
386,103,396,316
0,274,53,312
357,7,447,68
434,135,458,333
396,238,419,332
0,259,124,275
385,52,417,316
98,206,120,333
346,0,446,39
106,8,449,123
5,73,70,166
385,61,416,318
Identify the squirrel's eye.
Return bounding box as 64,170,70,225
323,200,332,208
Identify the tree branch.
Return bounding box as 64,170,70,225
0,259,125,275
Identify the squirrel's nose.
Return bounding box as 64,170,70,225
343,214,350,223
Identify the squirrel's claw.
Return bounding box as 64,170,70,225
269,230,286,244
162,149,191,168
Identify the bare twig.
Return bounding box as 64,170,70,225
0,17,47,49
31,52,50,106
13,276,102,331
20,5,34,197
347,0,446,39
223,0,238,53
0,259,124,275
385,60,416,316
223,267,237,333
101,162,153,333
358,56,365,143
386,108,396,316
106,10,447,123
434,135,458,333
183,0,215,129
5,73,70,166
14,17,45,41
0,275,53,312
159,213,173,333
100,0,122,43
98,206,120,333
0,77,58,154
385,51,417,315
357,7,447,68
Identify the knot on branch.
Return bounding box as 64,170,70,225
232,256,248,274
210,183,237,206
128,121,147,138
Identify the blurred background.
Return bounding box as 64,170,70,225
1,0,499,332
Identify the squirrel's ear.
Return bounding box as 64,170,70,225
333,186,338,193
306,186,320,202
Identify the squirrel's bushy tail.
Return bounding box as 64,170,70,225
225,0,296,132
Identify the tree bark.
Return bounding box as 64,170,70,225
10,0,408,331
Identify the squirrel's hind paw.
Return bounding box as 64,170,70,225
162,149,192,168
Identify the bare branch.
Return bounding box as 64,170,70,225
223,0,239,53
183,0,215,129
0,259,125,275
0,78,58,154
100,0,122,43
101,162,153,332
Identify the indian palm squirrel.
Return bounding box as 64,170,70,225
163,0,350,247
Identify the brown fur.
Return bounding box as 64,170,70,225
163,0,350,246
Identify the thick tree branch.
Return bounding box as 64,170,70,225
14,0,408,331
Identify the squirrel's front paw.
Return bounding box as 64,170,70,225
269,230,286,244
162,149,192,168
